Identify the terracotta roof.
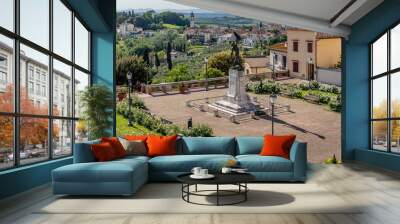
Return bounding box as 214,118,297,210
244,57,269,68
316,32,342,39
287,28,312,32
269,42,287,52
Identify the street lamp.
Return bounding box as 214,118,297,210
272,54,276,81
269,94,277,135
187,117,193,129
308,57,314,80
126,71,133,127
204,57,209,91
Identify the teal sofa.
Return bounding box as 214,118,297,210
52,137,307,196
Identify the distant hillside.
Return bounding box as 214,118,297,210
118,8,257,27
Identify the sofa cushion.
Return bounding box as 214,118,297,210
147,135,178,157
179,137,236,155
149,154,235,172
53,158,147,183
91,142,118,162
236,155,293,172
260,135,296,159
235,137,264,155
119,138,147,156
73,140,100,163
101,137,127,158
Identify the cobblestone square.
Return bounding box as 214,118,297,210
139,88,341,163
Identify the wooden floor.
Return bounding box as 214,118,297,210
1,162,400,224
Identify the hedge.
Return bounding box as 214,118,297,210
117,99,213,137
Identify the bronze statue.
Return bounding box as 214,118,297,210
230,31,243,70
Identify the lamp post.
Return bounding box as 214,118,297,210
272,54,276,81
204,57,209,91
307,57,314,87
187,117,193,129
126,71,133,127
269,94,277,135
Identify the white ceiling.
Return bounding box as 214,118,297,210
168,0,384,37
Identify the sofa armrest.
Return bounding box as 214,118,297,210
289,141,307,181
73,140,100,163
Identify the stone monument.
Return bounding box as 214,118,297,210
210,32,260,114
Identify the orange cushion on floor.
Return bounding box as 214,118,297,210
91,142,117,162
260,135,296,159
146,135,178,157
124,135,148,141
101,137,127,158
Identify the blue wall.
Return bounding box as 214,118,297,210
0,158,72,199
0,0,116,200
343,0,400,170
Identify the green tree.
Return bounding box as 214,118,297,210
166,64,195,82
155,11,190,26
166,41,173,70
79,84,113,140
154,52,160,68
198,68,224,79
116,56,150,85
208,51,244,75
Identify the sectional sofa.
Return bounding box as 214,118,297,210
52,137,307,196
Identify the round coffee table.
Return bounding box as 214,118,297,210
177,173,255,206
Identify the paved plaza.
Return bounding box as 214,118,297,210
139,88,341,163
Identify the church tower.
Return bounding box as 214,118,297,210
190,11,195,28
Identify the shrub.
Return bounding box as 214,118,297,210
330,85,340,94
310,80,320,90
246,81,281,94
318,83,341,94
291,89,304,98
298,81,310,90
318,95,331,104
198,68,225,79
166,64,195,82
329,100,342,112
116,96,146,115
208,51,244,75
116,101,213,136
182,124,213,137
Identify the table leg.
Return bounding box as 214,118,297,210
217,184,219,206
195,184,198,192
245,183,247,201
187,184,190,202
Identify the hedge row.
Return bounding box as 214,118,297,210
246,80,342,112
117,98,213,137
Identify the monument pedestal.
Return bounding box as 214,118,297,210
211,68,260,114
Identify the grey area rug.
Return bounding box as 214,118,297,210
37,183,362,214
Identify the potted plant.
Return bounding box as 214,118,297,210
79,84,113,140
179,83,187,94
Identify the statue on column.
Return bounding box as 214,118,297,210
230,31,243,71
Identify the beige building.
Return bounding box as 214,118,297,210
269,42,288,71
286,29,342,83
287,29,317,79
244,57,271,75
316,34,342,69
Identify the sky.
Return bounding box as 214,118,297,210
117,0,196,11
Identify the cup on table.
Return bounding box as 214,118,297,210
200,169,208,176
191,167,202,176
221,167,232,174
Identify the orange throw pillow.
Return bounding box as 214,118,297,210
101,137,127,158
146,135,178,157
124,135,148,141
91,142,117,162
260,135,296,159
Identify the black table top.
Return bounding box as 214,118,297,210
177,172,255,185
